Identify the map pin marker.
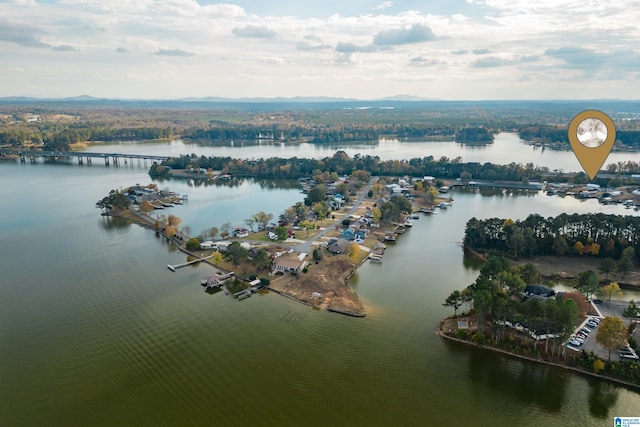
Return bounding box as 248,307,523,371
567,110,616,180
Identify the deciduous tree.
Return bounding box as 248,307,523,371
167,214,182,228
602,282,622,301
575,270,600,301
244,216,257,232
596,316,628,360
140,200,154,214
252,211,273,230
274,226,288,241
347,242,360,261
186,238,201,251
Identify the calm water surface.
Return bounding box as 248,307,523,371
87,132,640,172
1,159,639,426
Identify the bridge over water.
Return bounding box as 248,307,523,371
0,149,170,166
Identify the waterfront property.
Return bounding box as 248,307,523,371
525,284,556,300
272,253,308,274
201,272,235,289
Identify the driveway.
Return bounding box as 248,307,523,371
293,177,378,253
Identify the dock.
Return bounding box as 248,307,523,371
232,279,266,301
200,272,235,289
417,208,435,215
368,253,383,263
168,255,213,272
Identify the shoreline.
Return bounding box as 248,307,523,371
102,174,437,317
104,204,381,317
436,324,640,392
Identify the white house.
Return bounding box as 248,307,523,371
200,241,215,249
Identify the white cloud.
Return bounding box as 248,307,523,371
373,1,393,10
232,25,277,39
0,0,637,99
373,24,435,46
155,48,195,57
11,0,36,7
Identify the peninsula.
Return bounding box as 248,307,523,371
439,214,640,389
98,163,443,317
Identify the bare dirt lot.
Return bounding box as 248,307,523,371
269,256,365,316
512,255,640,287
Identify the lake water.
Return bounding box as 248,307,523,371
86,132,640,172
1,156,640,426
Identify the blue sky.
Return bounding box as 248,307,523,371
0,0,638,99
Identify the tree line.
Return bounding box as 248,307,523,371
152,152,554,181
517,125,640,148
464,213,640,260
0,125,175,151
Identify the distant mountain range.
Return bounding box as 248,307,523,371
0,94,440,103
1,96,638,114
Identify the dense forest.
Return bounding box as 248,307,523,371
455,127,493,143
464,213,640,259
2,101,639,151
517,125,640,148
151,152,640,187
152,152,552,181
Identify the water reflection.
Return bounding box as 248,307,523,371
467,347,567,413
587,380,619,419
155,175,301,190
153,231,179,253
98,215,131,230
462,250,485,271
454,187,540,198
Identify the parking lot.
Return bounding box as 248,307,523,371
566,300,639,362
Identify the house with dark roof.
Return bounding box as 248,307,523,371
525,284,555,299
327,238,350,254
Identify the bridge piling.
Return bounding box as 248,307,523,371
1,150,169,167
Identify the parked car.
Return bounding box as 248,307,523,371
581,327,592,334
569,340,583,347
587,321,599,329
593,299,604,304
620,352,640,360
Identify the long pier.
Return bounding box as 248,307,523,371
0,149,170,166
168,255,213,272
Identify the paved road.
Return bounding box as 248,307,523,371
292,177,378,253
